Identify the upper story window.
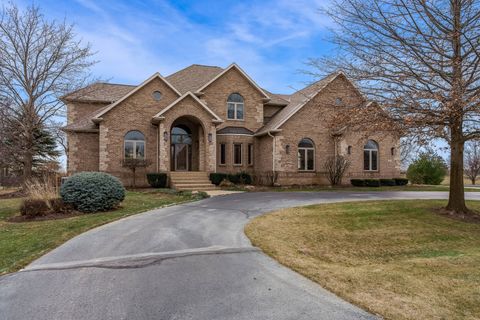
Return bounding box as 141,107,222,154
152,91,162,101
298,138,315,171
227,93,244,120
124,130,145,159
364,140,379,171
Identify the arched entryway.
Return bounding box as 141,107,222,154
170,116,205,171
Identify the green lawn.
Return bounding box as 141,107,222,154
258,185,480,192
246,200,480,320
0,190,197,274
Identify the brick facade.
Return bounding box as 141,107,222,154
64,64,401,187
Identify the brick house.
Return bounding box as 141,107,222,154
63,63,401,188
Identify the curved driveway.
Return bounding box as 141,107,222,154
2,191,479,319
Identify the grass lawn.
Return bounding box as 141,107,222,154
0,190,197,275
261,185,480,192
246,200,480,320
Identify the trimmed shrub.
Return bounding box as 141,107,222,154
394,178,409,186
146,173,168,188
380,178,396,186
210,173,227,185
60,172,125,213
210,172,252,185
350,179,365,187
20,198,72,217
237,171,252,185
407,153,447,185
20,199,50,217
365,179,381,187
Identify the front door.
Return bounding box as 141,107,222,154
174,144,189,171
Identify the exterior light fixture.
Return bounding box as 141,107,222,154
285,144,290,154
163,131,168,142
208,133,213,143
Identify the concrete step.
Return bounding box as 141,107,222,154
176,186,217,191
173,183,216,188
171,178,212,183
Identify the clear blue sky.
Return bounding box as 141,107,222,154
20,0,334,94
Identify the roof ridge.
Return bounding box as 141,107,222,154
95,82,137,87
166,64,223,78
294,71,341,96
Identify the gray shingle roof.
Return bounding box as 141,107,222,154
217,126,254,135
255,72,342,136
62,83,136,103
166,64,224,94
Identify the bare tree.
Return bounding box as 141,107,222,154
0,3,95,183
465,140,480,185
308,0,480,214
324,156,350,186
122,159,151,188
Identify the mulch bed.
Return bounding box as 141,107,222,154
7,210,84,222
433,207,480,224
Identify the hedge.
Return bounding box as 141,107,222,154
350,179,365,187
380,178,396,186
365,179,381,187
394,178,409,186
146,173,168,188
210,172,252,185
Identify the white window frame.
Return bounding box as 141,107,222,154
227,94,244,120
364,141,379,171
297,139,315,171
123,130,147,160
233,143,243,166
219,143,226,165
248,143,253,166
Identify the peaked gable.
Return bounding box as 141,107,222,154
93,73,181,120
196,63,270,99
255,72,365,136
152,92,222,123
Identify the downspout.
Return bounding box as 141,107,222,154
267,131,276,181
156,125,159,172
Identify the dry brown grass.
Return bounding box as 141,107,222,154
23,177,58,209
245,200,480,320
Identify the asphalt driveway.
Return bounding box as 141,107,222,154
2,191,479,320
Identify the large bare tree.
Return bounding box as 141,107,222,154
465,140,480,185
0,3,95,183
308,0,480,214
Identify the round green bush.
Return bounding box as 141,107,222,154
407,153,447,185
60,172,125,213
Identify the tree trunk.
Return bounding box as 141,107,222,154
446,134,468,213
22,151,33,185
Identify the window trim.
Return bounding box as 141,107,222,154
226,93,245,120
233,143,243,166
124,131,146,160
248,143,254,166
219,143,226,166
297,138,315,172
363,140,379,171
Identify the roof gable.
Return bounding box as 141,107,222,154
166,64,223,94
196,63,270,99
152,92,222,123
255,72,365,136
93,73,181,120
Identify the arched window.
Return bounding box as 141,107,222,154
298,138,315,171
227,93,244,120
124,130,145,159
364,140,378,171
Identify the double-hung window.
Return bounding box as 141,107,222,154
364,140,379,171
227,93,244,120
